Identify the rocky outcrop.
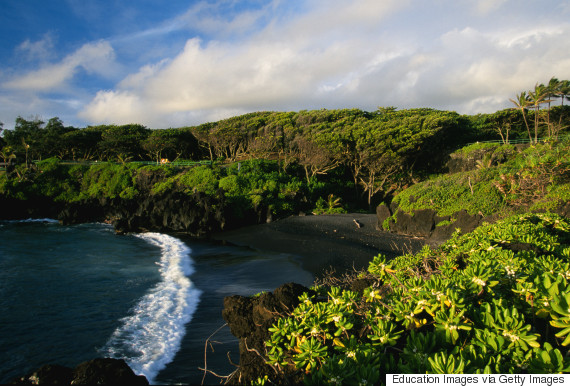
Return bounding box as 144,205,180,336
377,196,570,242
222,283,313,384
11,358,148,385
377,203,488,241
58,189,230,236
0,195,64,220
0,186,272,236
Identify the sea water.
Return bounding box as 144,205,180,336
0,220,313,384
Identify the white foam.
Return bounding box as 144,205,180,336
4,218,59,223
101,233,202,384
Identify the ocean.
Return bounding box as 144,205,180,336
0,220,313,384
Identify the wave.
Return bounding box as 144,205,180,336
1,218,59,223
101,233,202,384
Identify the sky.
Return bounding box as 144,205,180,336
1,0,570,130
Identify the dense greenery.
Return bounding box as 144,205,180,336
0,108,477,209
0,157,358,218
1,78,569,208
387,137,570,227
2,79,570,382
261,213,570,383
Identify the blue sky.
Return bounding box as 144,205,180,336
1,0,570,130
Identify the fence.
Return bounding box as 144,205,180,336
465,134,570,147
130,160,214,167
32,159,215,168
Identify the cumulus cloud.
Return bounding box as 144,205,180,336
4,40,116,92
72,0,570,127
80,0,416,126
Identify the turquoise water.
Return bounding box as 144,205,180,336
0,220,313,384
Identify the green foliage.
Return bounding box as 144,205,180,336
393,138,570,219
494,139,570,209
80,162,140,199
393,170,505,217
174,165,222,195
0,157,88,202
532,183,570,211
312,194,347,215
264,213,570,382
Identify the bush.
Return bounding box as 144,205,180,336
392,140,570,219
393,170,506,217
263,213,570,383
312,194,347,215
80,162,140,199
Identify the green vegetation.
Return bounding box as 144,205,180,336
262,213,570,382
1,78,569,212
392,169,505,217
1,77,570,382
386,137,570,228
0,107,478,211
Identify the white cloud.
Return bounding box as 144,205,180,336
36,0,570,127
4,40,116,92
17,33,56,62
79,90,146,124
80,0,414,126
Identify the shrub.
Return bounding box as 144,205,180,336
312,194,347,215
174,165,221,195
80,162,140,199
393,171,505,217
263,213,570,383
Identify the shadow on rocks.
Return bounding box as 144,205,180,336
222,282,314,384
11,358,148,385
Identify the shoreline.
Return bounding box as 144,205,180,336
210,213,432,277
1,213,432,277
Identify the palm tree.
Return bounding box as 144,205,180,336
544,77,561,128
0,146,16,166
509,91,532,143
527,83,550,143
559,79,570,106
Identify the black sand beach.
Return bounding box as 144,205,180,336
211,213,431,277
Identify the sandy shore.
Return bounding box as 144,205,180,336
211,213,431,277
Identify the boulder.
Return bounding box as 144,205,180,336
12,364,73,385
394,208,436,236
453,209,484,234
10,358,148,385
71,358,148,385
222,283,311,384
377,202,490,241
376,204,391,229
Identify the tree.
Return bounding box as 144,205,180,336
509,91,533,143
291,135,341,184
40,117,76,159
44,117,65,131
98,124,150,161
0,146,16,165
3,116,44,162
62,128,103,160
558,79,570,106
543,77,560,129
358,149,401,208
142,128,200,163
528,83,550,143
